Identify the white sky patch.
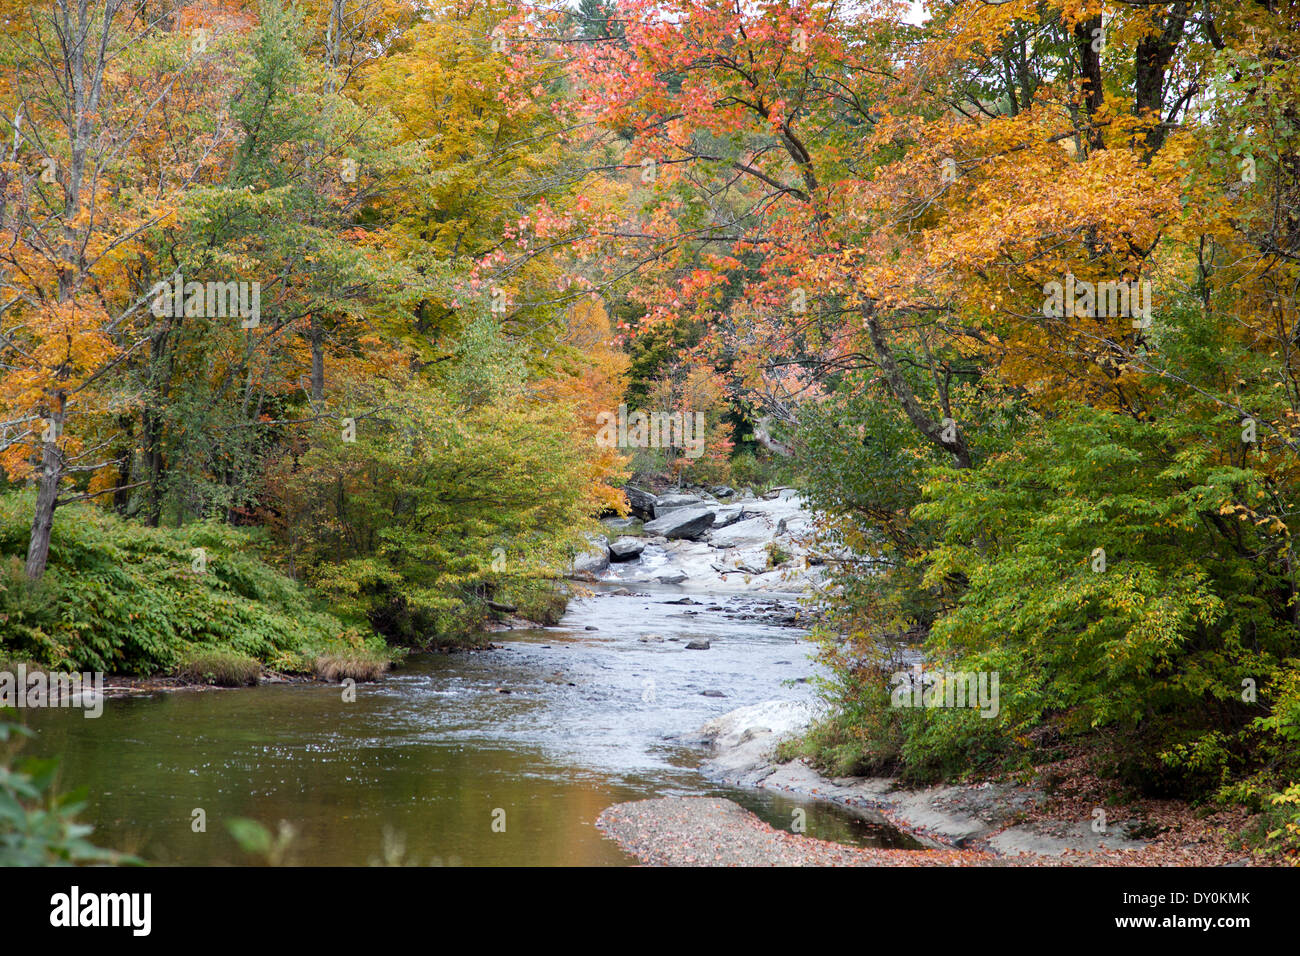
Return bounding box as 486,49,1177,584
905,1,931,25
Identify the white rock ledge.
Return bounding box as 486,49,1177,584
697,699,1151,857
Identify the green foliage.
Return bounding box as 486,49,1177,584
274,373,604,648
226,817,297,866
765,541,792,568
1216,662,1300,861
913,406,1288,791
727,447,799,495
0,493,354,674
1259,784,1300,863
0,718,128,866
802,389,1300,806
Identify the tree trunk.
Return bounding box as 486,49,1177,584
1133,4,1187,156
112,415,134,514
1073,16,1106,154
25,402,64,580
310,318,325,404
142,405,165,527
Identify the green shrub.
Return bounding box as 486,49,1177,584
1259,785,1300,863
511,583,569,626
0,718,129,866
911,407,1291,794
272,378,606,649
1214,662,1300,861
0,491,358,674
765,542,792,568
729,448,798,495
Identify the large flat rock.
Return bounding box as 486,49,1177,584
695,699,1150,857
653,493,705,517
642,505,715,540
608,536,646,561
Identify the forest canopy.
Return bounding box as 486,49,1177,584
1,0,1299,859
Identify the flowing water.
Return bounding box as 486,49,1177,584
23,584,915,865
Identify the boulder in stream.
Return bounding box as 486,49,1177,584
653,493,704,516
708,518,772,549
609,537,646,562
623,486,659,520
642,505,716,540
570,535,610,577
712,507,750,529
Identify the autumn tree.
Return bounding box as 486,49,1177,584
0,0,179,579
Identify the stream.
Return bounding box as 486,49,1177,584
24,583,915,865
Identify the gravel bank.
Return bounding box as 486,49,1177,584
597,797,996,867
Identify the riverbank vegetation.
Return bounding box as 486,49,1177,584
549,0,1300,860
2,0,1298,862
0,1,633,669
0,491,375,674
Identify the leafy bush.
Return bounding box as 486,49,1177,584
765,542,792,568
0,492,356,674
0,718,127,866
729,447,799,496
270,376,606,648
911,407,1289,792
800,397,1300,802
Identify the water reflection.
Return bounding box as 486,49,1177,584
25,587,917,864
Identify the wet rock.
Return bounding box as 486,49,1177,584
653,493,704,516
708,518,772,549
697,699,821,783
700,690,727,697
643,506,716,540
623,486,659,520
609,536,646,562
685,640,711,650
638,634,664,643
711,507,752,529
570,535,610,576
662,597,701,605
656,570,688,584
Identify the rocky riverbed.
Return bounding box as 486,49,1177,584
691,699,1151,857
571,485,829,594
596,697,1261,866
569,485,1258,866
